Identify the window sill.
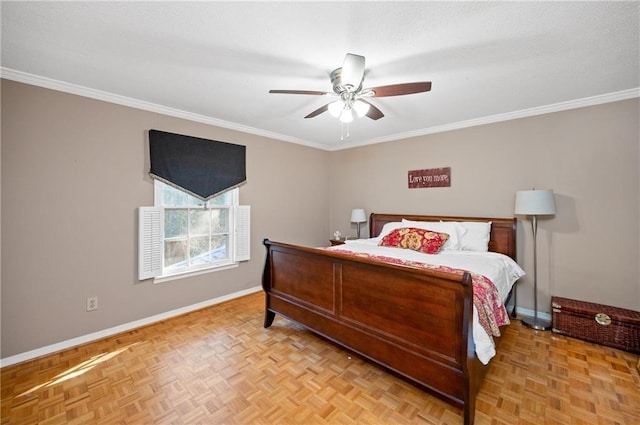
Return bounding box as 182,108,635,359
153,262,239,284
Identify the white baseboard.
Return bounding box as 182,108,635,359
3,290,549,368
509,305,552,322
1,286,262,368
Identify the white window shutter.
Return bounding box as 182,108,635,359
139,207,163,280
234,205,250,262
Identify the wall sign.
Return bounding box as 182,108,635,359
408,167,451,188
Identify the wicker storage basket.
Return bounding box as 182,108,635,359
551,296,640,354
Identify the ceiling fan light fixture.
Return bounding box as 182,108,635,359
339,108,354,123
328,100,344,118
353,100,370,118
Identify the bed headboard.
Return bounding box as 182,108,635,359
369,213,517,260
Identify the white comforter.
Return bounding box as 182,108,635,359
329,238,525,364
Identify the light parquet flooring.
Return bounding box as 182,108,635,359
2,292,639,424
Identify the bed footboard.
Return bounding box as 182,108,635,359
262,239,482,425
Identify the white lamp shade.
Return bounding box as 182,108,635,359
350,208,367,223
352,100,370,117
328,101,343,118
339,108,354,123
514,189,556,215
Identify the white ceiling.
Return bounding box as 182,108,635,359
2,1,639,150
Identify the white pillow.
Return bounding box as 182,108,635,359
458,221,492,252
375,221,405,241
401,219,467,250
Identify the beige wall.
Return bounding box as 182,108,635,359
2,79,638,360
330,99,640,314
1,80,331,358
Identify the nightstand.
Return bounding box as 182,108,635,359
329,239,345,246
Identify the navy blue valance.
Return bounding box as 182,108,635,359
149,129,246,201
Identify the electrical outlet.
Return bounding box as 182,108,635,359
87,296,98,311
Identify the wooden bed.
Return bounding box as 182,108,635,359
262,213,517,425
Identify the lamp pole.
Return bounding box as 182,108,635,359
522,214,552,330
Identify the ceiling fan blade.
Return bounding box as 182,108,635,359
360,99,384,120
367,82,432,97
341,53,365,90
304,104,329,119
269,89,329,95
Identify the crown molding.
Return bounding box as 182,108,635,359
3,67,637,152
0,67,327,150
332,87,640,151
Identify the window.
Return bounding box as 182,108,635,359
139,181,250,281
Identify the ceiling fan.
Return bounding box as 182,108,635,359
269,53,432,123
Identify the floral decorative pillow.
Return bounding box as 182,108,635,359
401,219,466,250
378,227,450,254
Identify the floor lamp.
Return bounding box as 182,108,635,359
514,189,556,330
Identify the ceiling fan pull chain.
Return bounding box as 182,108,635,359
340,122,352,141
